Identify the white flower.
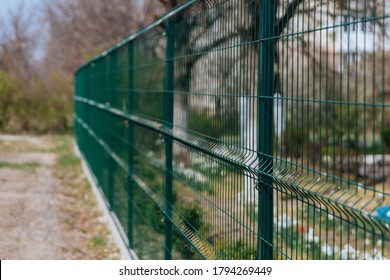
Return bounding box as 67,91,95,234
340,243,359,260
306,228,319,243
363,252,373,260
320,244,339,255
321,244,332,255
275,214,297,230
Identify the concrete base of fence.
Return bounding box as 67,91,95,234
73,140,138,260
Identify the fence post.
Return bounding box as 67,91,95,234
164,21,175,260
257,0,276,260
108,54,116,209
127,42,134,249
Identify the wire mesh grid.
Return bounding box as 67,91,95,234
74,0,390,259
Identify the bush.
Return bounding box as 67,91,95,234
174,202,206,259
384,128,390,150
0,71,18,131
0,71,73,134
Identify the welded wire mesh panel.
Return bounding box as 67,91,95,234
272,0,390,260
74,0,390,260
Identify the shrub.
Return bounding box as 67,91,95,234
0,71,18,131
384,128,390,151
0,71,73,134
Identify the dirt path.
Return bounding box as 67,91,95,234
0,135,119,259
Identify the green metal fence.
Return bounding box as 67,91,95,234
74,0,390,260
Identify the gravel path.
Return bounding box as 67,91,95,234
0,167,70,259
0,135,119,260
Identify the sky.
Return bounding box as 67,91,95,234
0,0,48,60
0,0,45,19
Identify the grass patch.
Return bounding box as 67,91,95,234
90,235,108,247
49,136,71,154
57,154,80,168
0,161,39,169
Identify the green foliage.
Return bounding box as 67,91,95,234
133,47,165,120
331,104,359,140
0,71,18,130
189,109,239,140
283,125,310,158
180,202,204,231
0,161,39,170
90,235,108,247
384,128,390,151
174,202,206,259
58,154,80,168
218,239,257,260
189,110,221,139
0,71,73,134
174,234,195,259
133,186,165,234
321,145,342,156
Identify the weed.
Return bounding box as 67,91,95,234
0,161,39,169
58,154,80,168
90,235,108,247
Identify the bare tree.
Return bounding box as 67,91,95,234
0,7,36,81
44,0,145,74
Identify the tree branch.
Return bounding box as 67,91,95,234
275,0,304,37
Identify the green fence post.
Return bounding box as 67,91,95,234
257,0,276,260
127,42,134,249
85,66,91,169
108,54,116,209
164,21,175,260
